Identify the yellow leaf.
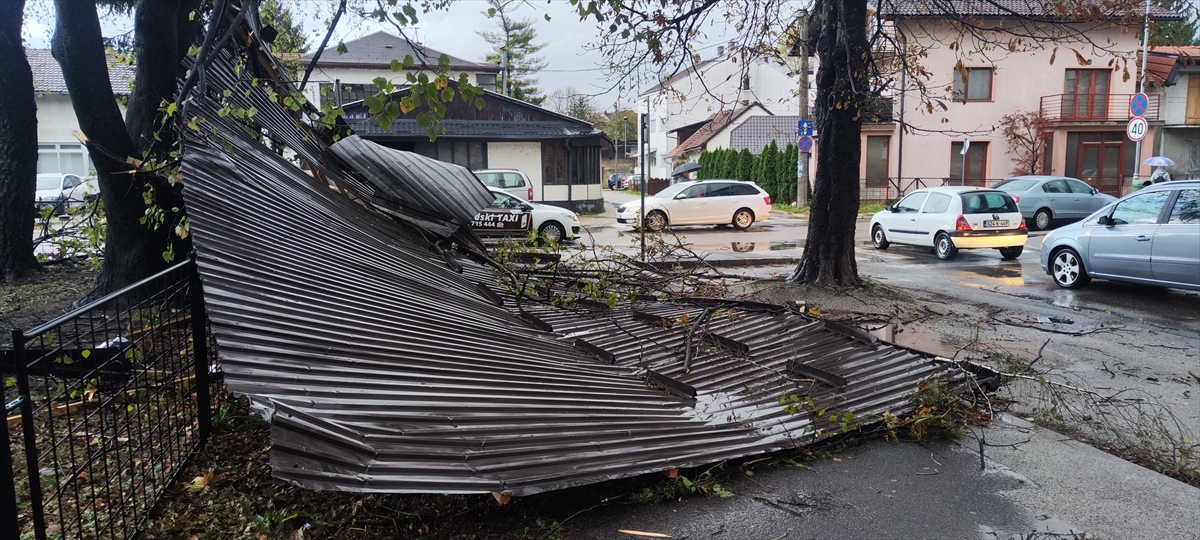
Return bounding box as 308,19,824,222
1073,49,1088,66
1049,48,1057,65
186,471,213,491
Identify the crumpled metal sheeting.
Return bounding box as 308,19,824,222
182,129,793,495
330,135,495,224
516,302,959,444
184,46,375,201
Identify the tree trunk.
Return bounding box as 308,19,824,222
0,0,39,283
53,0,193,298
788,0,868,287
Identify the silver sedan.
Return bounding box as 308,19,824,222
1040,180,1200,290
992,176,1116,231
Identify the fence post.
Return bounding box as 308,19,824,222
188,255,213,441
0,349,19,539
12,330,47,540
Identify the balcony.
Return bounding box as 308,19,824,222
1040,93,1160,123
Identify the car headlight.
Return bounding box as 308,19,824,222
570,214,579,222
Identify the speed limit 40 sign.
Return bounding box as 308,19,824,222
1127,117,1148,141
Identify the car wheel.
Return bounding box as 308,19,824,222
732,208,754,230
935,232,958,260
871,225,890,250
644,210,667,232
539,221,565,244
1051,248,1091,289
999,246,1023,260
1033,208,1052,231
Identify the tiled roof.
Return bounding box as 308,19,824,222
1152,46,1200,64
665,104,770,158
27,48,136,95
1142,51,1180,87
729,116,801,152
882,0,1179,20
299,31,500,72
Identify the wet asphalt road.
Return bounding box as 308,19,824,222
586,190,1200,329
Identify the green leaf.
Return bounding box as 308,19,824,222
335,41,348,55
390,59,402,72
373,77,389,91
487,7,496,16
403,55,415,68
437,54,450,70
415,112,431,129
81,349,91,359
440,87,454,102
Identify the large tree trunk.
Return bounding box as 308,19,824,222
0,0,39,283
788,0,868,287
53,0,193,298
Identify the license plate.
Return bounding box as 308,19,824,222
983,220,1008,227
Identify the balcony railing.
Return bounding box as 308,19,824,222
1040,93,1160,122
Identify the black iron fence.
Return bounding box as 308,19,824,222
1,257,220,540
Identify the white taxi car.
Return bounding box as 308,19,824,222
473,187,580,244
615,179,772,231
870,187,1027,260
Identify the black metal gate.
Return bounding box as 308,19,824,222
1,258,219,539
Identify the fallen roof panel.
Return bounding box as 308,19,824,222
180,23,966,497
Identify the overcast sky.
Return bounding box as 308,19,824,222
21,0,735,110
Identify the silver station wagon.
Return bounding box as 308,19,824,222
1040,180,1200,290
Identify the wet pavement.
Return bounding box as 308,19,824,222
562,190,1200,539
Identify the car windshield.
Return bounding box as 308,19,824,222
993,179,1038,191
36,176,59,190
960,192,1019,214
652,184,690,199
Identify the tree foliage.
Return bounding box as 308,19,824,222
1151,0,1199,46
260,0,310,54
478,0,547,105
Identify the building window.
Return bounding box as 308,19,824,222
413,140,487,170
38,143,91,175
950,141,988,185
476,73,497,93
572,146,602,185
543,142,568,185
952,67,992,101
865,136,890,188
320,82,376,107
1063,69,1110,120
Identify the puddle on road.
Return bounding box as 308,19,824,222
687,240,805,253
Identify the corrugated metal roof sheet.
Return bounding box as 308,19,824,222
179,8,968,497
330,135,494,225
346,118,604,140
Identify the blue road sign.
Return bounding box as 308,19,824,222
1130,93,1149,117
797,120,814,137
798,135,814,153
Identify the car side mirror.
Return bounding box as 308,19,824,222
1097,215,1112,226
520,204,533,211
675,194,688,200
1092,188,1099,195
886,205,897,213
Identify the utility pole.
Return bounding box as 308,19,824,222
791,13,810,206
501,48,510,96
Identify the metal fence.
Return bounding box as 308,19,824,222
0,258,220,540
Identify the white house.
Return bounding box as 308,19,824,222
298,32,502,108
28,49,134,176
637,54,801,178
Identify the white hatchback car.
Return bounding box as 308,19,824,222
473,187,580,243
870,187,1028,260
615,179,772,231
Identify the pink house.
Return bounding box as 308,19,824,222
862,0,1182,199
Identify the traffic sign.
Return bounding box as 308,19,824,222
798,135,814,153
797,119,814,137
1127,117,1147,141
1130,93,1149,117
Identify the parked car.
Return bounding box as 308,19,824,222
1040,180,1200,290
607,173,632,190
870,187,1027,260
36,173,98,212
474,169,534,201
615,179,772,232
624,174,644,190
472,187,580,244
992,176,1116,231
